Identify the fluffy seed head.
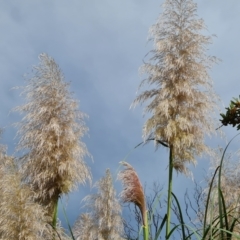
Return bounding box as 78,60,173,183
73,169,124,240
118,162,147,226
0,148,52,240
132,0,218,173
73,213,96,240
15,53,91,214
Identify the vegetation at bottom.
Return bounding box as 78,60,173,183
0,0,240,239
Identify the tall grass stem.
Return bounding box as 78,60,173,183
143,210,149,240
166,146,173,239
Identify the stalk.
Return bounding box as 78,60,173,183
166,146,173,239
142,207,149,240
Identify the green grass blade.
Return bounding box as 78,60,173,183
217,134,240,239
154,214,167,240
202,134,240,239
203,210,223,239
217,133,240,189
60,200,75,240
203,166,220,236
229,218,239,237
171,192,186,239
166,146,173,239
219,188,230,238
148,192,164,226
183,224,201,240
47,223,63,240
166,225,180,239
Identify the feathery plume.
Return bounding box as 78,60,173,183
15,53,91,216
73,169,124,240
132,0,218,173
118,162,147,228
0,145,52,240
72,213,96,240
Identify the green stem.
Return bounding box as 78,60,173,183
166,146,173,239
143,209,149,240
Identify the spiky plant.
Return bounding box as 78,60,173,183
0,144,52,240
132,0,218,237
118,162,148,240
15,53,91,218
73,169,123,240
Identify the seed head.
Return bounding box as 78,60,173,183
132,0,219,173
118,162,147,226
15,53,91,214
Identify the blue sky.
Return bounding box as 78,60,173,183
0,0,240,232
